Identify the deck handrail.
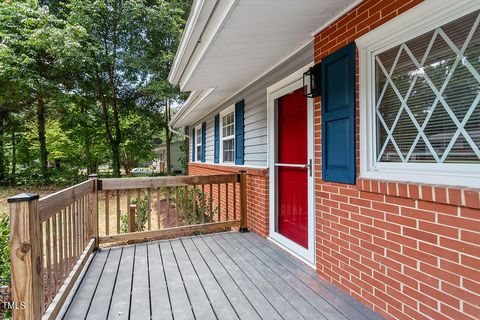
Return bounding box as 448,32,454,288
8,172,247,319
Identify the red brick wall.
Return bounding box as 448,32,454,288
188,163,269,237
314,1,480,320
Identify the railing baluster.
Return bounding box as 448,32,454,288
233,182,237,220
217,183,221,222
183,186,188,226
105,190,110,236
72,202,77,259
209,184,213,222
157,189,161,229
201,185,205,224
192,185,196,225
116,190,121,234
126,190,131,233
52,214,58,295
68,204,73,268
175,187,179,227
147,188,152,230
63,208,68,276
166,188,170,228
45,218,52,304
226,183,229,222
81,197,85,247
137,189,141,231
58,210,64,281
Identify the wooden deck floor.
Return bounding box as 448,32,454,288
62,232,383,320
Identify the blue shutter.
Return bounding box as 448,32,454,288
321,42,356,184
235,100,245,165
191,129,195,162
201,122,206,162
214,114,220,163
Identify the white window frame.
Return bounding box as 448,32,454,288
195,124,202,162
356,0,480,188
219,105,235,163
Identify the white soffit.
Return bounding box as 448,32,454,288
170,0,358,127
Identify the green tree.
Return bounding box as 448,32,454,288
0,0,87,183
68,0,187,177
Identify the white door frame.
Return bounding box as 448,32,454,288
267,63,316,268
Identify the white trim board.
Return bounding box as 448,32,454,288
356,0,480,188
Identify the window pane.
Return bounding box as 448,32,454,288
375,10,480,164
223,139,235,162
197,146,202,161
222,112,235,137
196,129,202,144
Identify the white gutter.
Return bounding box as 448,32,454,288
168,0,217,85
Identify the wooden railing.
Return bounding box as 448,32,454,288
7,172,247,319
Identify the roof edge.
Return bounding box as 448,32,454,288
168,0,217,85
169,88,216,128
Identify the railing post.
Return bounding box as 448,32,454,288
239,171,248,233
88,174,99,248
8,193,42,320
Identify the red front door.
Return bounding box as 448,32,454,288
277,87,308,248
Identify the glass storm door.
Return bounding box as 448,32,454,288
276,87,309,248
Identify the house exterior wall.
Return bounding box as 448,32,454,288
188,42,314,167
314,1,480,320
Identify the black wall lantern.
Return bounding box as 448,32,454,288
303,63,321,98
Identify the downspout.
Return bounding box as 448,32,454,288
169,126,190,139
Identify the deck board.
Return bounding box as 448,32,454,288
107,245,134,320
63,249,109,319
64,232,383,320
159,240,195,320
181,238,240,320
130,244,151,319
241,233,383,320
87,247,122,320
147,242,173,320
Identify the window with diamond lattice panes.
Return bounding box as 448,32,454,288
375,10,480,164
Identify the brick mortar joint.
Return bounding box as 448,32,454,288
356,178,480,210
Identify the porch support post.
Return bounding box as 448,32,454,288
8,193,42,320
239,171,248,232
88,174,99,248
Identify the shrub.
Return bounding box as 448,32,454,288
0,214,10,280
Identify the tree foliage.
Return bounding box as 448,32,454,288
0,0,191,185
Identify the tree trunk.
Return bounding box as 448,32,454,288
165,100,172,174
36,98,48,182
11,130,16,184
111,141,121,177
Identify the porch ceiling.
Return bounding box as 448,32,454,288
169,0,360,128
